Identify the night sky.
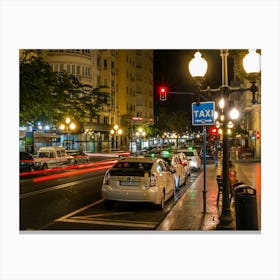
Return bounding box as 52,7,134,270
153,49,234,116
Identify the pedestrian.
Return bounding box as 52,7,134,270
229,161,237,185
229,161,238,197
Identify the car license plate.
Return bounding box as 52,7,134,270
119,180,139,186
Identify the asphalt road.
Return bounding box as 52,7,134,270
20,160,200,231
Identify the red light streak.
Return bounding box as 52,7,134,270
33,163,115,183
20,159,117,177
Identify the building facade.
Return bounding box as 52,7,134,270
20,49,154,153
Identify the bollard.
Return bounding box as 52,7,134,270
234,185,258,230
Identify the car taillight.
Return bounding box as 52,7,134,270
103,170,110,185
150,173,157,187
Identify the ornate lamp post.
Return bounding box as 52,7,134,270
59,117,76,149
111,124,123,150
136,127,146,153
189,49,261,229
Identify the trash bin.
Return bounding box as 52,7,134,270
234,185,258,230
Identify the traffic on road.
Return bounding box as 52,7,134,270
20,147,201,230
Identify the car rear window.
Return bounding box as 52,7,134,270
109,162,153,177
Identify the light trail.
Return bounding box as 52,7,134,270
32,162,116,183
20,159,117,177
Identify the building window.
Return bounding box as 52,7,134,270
104,59,107,69
71,64,75,74
82,66,90,77
104,116,108,124
97,55,101,69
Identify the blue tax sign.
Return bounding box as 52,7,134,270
192,101,215,126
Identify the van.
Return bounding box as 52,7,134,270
34,146,73,170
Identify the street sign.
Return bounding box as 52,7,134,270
192,101,215,126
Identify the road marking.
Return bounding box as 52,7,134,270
20,177,100,199
55,200,103,221
55,204,157,229
59,216,157,229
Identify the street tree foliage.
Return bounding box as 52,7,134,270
155,106,191,137
20,51,109,127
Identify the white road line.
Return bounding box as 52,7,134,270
58,217,157,229
20,177,97,199
55,200,103,221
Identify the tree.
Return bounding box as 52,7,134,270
155,106,191,137
20,51,109,127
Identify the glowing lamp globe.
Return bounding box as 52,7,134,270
243,49,261,74
188,51,208,78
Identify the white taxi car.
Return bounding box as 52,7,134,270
102,157,176,210
160,151,191,190
177,149,201,171
34,146,72,170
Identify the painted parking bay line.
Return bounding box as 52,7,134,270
55,202,157,229
59,214,157,229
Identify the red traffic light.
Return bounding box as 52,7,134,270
255,131,260,139
159,86,167,101
210,127,218,136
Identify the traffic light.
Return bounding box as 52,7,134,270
255,131,260,139
210,127,218,136
159,86,167,101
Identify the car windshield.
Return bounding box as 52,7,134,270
185,152,194,156
38,152,50,158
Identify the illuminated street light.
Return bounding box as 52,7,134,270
219,98,225,110
189,49,261,230
188,51,208,78
111,124,122,149
230,108,240,120
136,127,146,153
243,49,261,74
59,117,76,149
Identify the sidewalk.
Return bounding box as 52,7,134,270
157,164,236,231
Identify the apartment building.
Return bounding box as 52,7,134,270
21,49,154,152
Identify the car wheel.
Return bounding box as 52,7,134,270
156,191,166,210
42,163,48,170
104,200,115,210
74,160,77,165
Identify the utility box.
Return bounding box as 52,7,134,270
234,185,258,230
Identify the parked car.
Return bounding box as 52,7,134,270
20,152,36,173
102,157,176,210
177,149,201,170
34,146,71,170
177,152,191,176
199,147,215,160
66,150,90,164
160,151,190,190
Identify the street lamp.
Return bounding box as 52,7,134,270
189,49,261,230
59,117,76,149
111,124,122,150
136,127,146,153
